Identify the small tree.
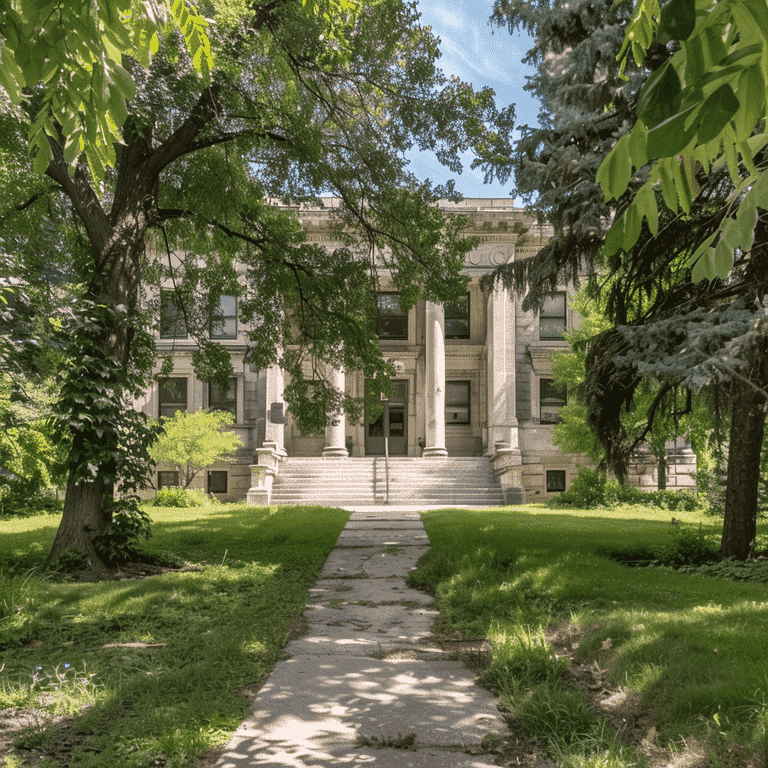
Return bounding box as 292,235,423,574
148,410,243,489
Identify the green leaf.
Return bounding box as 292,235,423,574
658,0,696,42
627,120,648,168
689,237,716,283
645,103,698,158
31,136,51,175
683,24,728,84
637,60,682,127
657,161,679,212
696,83,740,144
733,64,765,141
596,133,633,200
623,201,642,252
602,211,626,259
713,238,734,279
638,183,659,235
108,62,136,101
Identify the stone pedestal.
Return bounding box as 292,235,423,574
492,445,525,505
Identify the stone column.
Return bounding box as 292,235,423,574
323,364,348,458
423,301,448,457
486,283,519,451
263,362,286,457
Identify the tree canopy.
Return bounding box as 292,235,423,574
0,0,514,570
0,0,212,178
148,409,242,489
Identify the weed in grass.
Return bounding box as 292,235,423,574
483,625,568,691
515,683,595,747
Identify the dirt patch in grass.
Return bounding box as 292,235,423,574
0,707,95,767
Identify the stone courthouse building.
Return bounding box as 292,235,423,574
139,198,695,505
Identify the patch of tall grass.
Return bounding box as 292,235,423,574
411,505,768,767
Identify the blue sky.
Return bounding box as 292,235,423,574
408,0,539,200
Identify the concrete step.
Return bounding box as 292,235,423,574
270,456,504,506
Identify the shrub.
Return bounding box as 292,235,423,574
0,489,63,517
551,466,703,511
147,487,212,508
655,523,719,567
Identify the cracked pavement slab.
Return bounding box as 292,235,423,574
213,512,507,767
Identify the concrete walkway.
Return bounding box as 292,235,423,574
214,508,507,767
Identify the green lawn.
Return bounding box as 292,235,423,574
0,504,348,768
3,502,767,768
409,504,768,768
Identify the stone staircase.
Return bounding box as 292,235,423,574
269,456,505,507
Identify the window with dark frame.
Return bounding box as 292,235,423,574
157,470,180,489
445,293,470,339
160,290,187,339
546,469,567,493
211,295,237,339
209,378,238,417
539,378,567,424
158,377,188,418
446,381,470,424
540,292,567,340
375,293,408,340
208,470,228,494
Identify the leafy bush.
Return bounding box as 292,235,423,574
0,490,63,517
147,487,212,508
94,501,153,564
551,466,703,511
655,523,719,567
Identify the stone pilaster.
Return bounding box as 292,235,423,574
486,284,519,452
264,362,286,457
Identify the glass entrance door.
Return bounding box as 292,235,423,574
365,380,408,455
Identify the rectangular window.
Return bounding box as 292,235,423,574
546,469,567,493
375,293,408,340
209,378,238,417
540,378,567,424
158,377,188,418
445,293,470,339
540,292,567,340
157,471,180,489
160,290,187,339
208,470,228,494
211,295,237,339
446,381,470,424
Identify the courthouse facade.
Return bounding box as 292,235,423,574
139,199,606,502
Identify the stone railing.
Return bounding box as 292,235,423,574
246,443,283,505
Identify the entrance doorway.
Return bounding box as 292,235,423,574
365,380,408,455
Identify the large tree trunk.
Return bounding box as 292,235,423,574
720,381,766,559
42,88,221,573
47,477,113,572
